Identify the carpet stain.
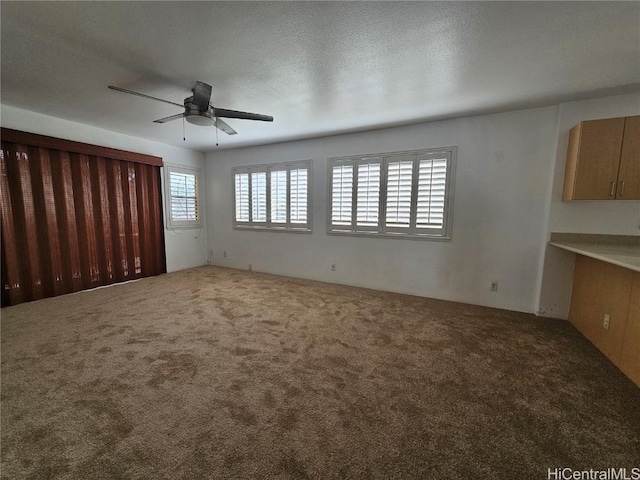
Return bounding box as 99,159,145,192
37,340,61,356
220,400,258,426
278,452,310,479
146,352,198,387
232,346,260,356
82,378,131,394
262,390,276,408
74,398,134,449
223,452,245,469
278,409,299,430
229,381,247,392
260,320,280,326
325,355,349,367
329,374,347,389
103,325,133,337
1,384,23,401
20,424,57,447
394,399,424,423
284,385,302,398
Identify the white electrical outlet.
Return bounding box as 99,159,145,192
331,264,336,271
490,281,498,292
223,251,227,258
248,264,252,272
603,313,610,330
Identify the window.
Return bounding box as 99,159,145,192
328,147,455,239
165,164,202,229
233,161,311,232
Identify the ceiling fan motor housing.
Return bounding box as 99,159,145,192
184,96,214,126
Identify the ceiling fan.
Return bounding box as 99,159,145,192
107,81,273,136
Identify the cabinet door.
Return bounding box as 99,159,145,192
573,118,625,200
619,272,640,386
569,256,633,365
617,115,640,200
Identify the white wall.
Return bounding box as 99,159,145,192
6,93,635,316
1,105,208,272
537,93,640,319
206,106,559,313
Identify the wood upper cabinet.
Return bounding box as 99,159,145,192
562,116,640,200
618,115,640,199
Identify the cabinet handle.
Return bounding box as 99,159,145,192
610,181,616,197
619,181,625,197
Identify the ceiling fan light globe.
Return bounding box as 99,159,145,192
186,113,213,126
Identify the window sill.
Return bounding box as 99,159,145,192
233,225,312,234
327,230,451,241
166,224,203,230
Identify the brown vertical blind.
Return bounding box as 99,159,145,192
1,129,166,306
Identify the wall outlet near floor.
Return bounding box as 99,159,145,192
603,313,610,330
331,263,336,271
223,251,227,258
490,281,499,292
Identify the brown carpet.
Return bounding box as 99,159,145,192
1,266,639,479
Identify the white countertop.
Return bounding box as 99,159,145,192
549,239,640,273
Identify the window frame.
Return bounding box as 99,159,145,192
327,147,456,240
164,163,202,230
232,160,312,233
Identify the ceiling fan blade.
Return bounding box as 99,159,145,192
214,118,238,135
192,81,212,111
213,108,273,122
108,85,184,108
153,113,186,123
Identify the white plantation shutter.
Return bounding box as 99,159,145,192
165,165,201,229
234,172,250,222
233,161,311,231
270,170,287,224
331,164,353,228
170,171,198,221
251,171,267,222
385,157,413,230
416,157,448,233
290,167,308,225
328,148,454,238
356,161,381,229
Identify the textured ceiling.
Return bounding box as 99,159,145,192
1,1,639,152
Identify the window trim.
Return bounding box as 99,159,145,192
326,147,456,240
164,163,202,230
232,160,313,233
